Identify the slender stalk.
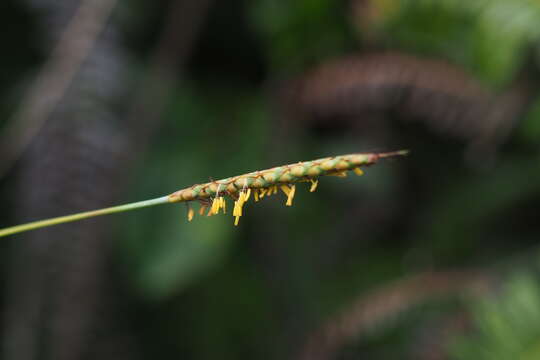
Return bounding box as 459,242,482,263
0,196,169,238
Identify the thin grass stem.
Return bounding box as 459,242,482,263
0,196,169,238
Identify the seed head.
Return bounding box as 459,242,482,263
168,150,407,225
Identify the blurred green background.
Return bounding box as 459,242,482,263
1,0,540,359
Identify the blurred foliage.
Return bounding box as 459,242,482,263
451,274,540,360
519,97,540,144
249,0,355,72
369,0,540,86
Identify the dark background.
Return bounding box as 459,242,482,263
1,0,540,359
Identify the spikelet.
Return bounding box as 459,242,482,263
168,150,408,225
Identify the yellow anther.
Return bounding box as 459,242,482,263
309,179,318,192
233,200,243,217
233,201,239,216
238,201,244,216
220,197,226,213
211,197,220,214
254,190,259,202
245,188,251,202
286,185,296,206
280,185,291,196
354,167,364,176
260,188,267,198
199,204,207,216
187,208,194,221
234,215,240,226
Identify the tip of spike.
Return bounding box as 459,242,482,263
378,149,409,158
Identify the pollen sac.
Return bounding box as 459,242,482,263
199,204,208,215
285,185,296,206
309,179,318,192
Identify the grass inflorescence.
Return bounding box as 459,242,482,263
0,150,407,237
169,150,408,225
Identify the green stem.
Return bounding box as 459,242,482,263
0,196,170,238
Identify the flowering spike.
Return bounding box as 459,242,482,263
309,179,318,192
239,191,246,205
165,150,409,226
0,150,408,238
233,200,242,217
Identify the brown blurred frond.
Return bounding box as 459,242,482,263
298,270,493,360
0,0,118,178
287,53,489,136
284,52,539,156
